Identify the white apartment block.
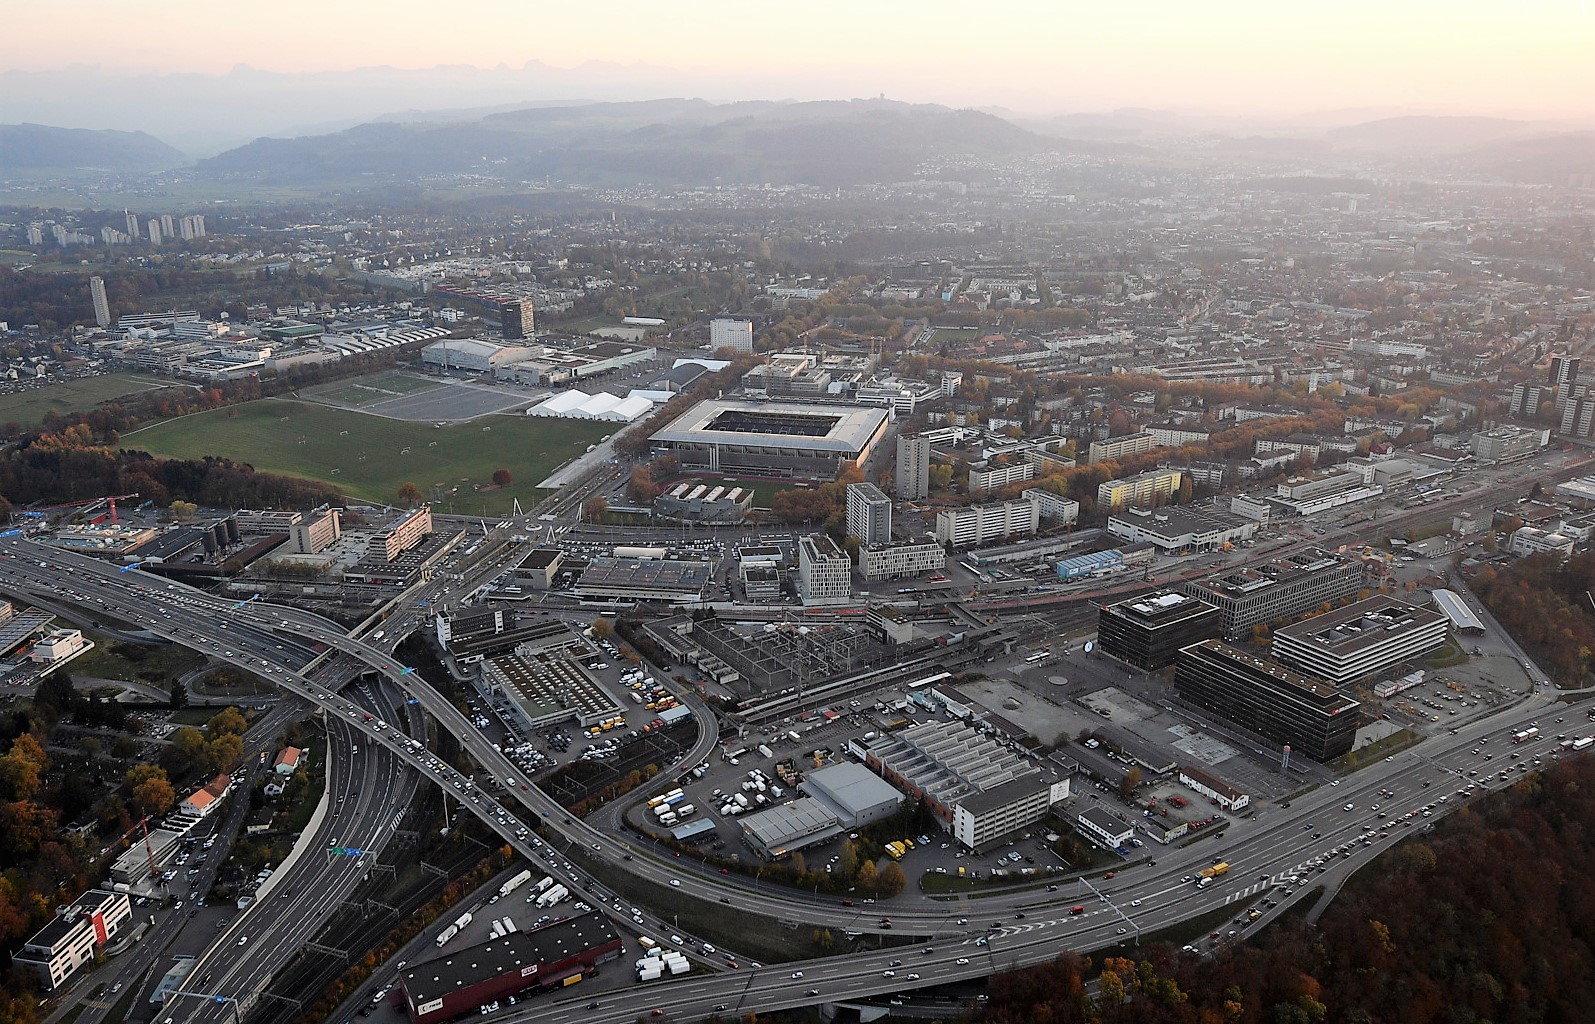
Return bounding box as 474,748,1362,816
934,499,1040,548
968,460,1035,494
798,534,852,604
1087,431,1156,464
845,482,893,544
1021,488,1081,525
860,538,946,581
14,890,132,990
709,318,754,354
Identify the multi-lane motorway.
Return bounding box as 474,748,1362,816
3,530,1585,1024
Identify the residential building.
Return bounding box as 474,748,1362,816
859,537,946,581
896,434,931,500
845,482,893,544
1106,506,1258,553
1097,468,1184,511
274,747,302,776
1022,488,1081,525
89,276,110,329
969,460,1035,494
1271,597,1449,685
1097,590,1222,670
1470,425,1549,464
935,499,1040,548
1181,548,1365,639
709,317,754,354
1173,641,1361,761
14,890,133,990
1511,382,1553,418
1509,526,1575,559
1088,431,1155,464
179,772,232,818
1147,423,1212,447
797,534,851,605
1550,355,1582,385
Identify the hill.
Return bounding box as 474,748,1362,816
192,98,1043,187
0,122,186,173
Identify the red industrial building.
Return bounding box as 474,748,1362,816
399,912,623,1024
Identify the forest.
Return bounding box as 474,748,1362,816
974,755,1595,1024
1472,550,1595,685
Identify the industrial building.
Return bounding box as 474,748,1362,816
570,555,712,606
13,890,133,990
845,482,893,544
1076,806,1136,850
291,508,342,554
1180,548,1365,640
935,499,1040,548
1096,590,1222,670
1509,526,1575,559
421,338,538,374
1106,506,1258,553
1173,640,1361,761
862,721,1070,850
511,548,565,589
1270,597,1449,684
649,399,890,480
1177,764,1250,812
370,507,434,563
740,761,906,857
654,482,755,523
399,913,623,1024
1430,589,1485,634
480,648,626,729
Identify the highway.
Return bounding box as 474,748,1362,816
5,529,1588,1023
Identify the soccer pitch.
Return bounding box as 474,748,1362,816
123,399,609,514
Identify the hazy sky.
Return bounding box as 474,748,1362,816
9,0,1594,117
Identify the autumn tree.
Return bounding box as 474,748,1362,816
207,706,248,737
855,858,879,896
397,482,424,506
589,617,614,641
492,468,512,487
582,496,608,522
126,764,175,816
0,734,50,801
878,861,907,898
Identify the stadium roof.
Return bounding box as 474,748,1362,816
649,399,888,454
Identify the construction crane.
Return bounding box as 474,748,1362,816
111,815,161,884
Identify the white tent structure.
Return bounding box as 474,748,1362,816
527,388,653,422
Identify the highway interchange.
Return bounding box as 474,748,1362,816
3,492,1590,1023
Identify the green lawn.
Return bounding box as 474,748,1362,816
0,372,177,429
930,327,980,346
123,399,609,514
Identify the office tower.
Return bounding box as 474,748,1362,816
710,318,754,354
896,434,930,501
147,219,162,245
125,210,139,239
845,482,892,544
90,277,110,329
500,300,535,340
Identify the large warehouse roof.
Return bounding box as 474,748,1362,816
801,762,905,819
403,912,618,1002
649,399,888,454
1430,589,1485,633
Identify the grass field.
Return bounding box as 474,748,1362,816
930,327,980,346
123,399,609,514
0,372,176,428
302,371,443,409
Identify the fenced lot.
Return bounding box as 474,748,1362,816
300,371,538,422
124,398,608,514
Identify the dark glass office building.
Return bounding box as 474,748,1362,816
1173,640,1360,761
1097,590,1222,670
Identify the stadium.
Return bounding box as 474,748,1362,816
648,399,890,480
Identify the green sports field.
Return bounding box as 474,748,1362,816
0,372,176,428
123,399,610,514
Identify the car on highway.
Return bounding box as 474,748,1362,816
790,971,804,979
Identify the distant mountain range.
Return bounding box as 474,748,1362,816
0,122,186,174
191,98,1045,187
